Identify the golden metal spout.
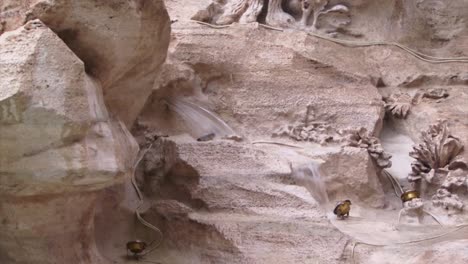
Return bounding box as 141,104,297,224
401,190,420,203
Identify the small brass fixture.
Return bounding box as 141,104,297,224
333,199,351,219
401,190,420,203
126,240,147,256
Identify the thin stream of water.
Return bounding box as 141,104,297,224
166,98,329,206
165,97,235,138
292,161,330,206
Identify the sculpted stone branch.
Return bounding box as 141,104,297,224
346,128,392,169
192,0,351,34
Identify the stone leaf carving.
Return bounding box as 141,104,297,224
192,0,351,33
383,92,415,119
273,105,338,145
346,128,392,169
407,121,466,212
273,122,336,144
408,120,464,183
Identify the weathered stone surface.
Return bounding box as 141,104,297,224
0,0,39,33
0,192,105,264
0,21,138,264
1,0,172,127
130,1,468,263
130,138,350,264
318,147,385,208
0,21,137,196
145,23,384,139
2,0,468,263
405,240,468,264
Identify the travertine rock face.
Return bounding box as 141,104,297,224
144,23,384,139
0,21,138,263
0,21,137,196
405,240,468,264
2,0,468,263
0,0,39,33
130,138,350,264
1,1,171,263
319,147,385,208
130,1,468,263
1,0,171,127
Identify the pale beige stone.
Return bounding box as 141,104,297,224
0,21,138,263
1,0,172,127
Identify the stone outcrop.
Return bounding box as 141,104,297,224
318,147,385,208
0,2,171,261
0,21,138,263
137,0,468,262
130,138,350,263
1,0,171,127
146,23,384,139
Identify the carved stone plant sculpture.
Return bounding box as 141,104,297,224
346,128,392,169
383,92,415,119
273,122,336,144
192,0,351,33
408,120,467,211
408,120,464,183
272,105,338,145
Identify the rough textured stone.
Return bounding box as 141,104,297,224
129,138,350,264
126,1,468,263
318,147,385,208
1,0,172,127
0,21,138,263
2,0,468,263
0,21,137,196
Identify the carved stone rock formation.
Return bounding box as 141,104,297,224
423,88,449,100
0,1,170,263
383,92,415,119
346,128,392,169
273,122,336,144
432,188,464,210
318,147,385,207
407,121,467,212
408,120,464,182
432,169,468,211
399,198,424,225
128,137,357,263
0,21,138,263
0,0,171,127
272,105,338,144
192,0,351,33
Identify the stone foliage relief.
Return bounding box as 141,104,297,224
192,0,351,34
